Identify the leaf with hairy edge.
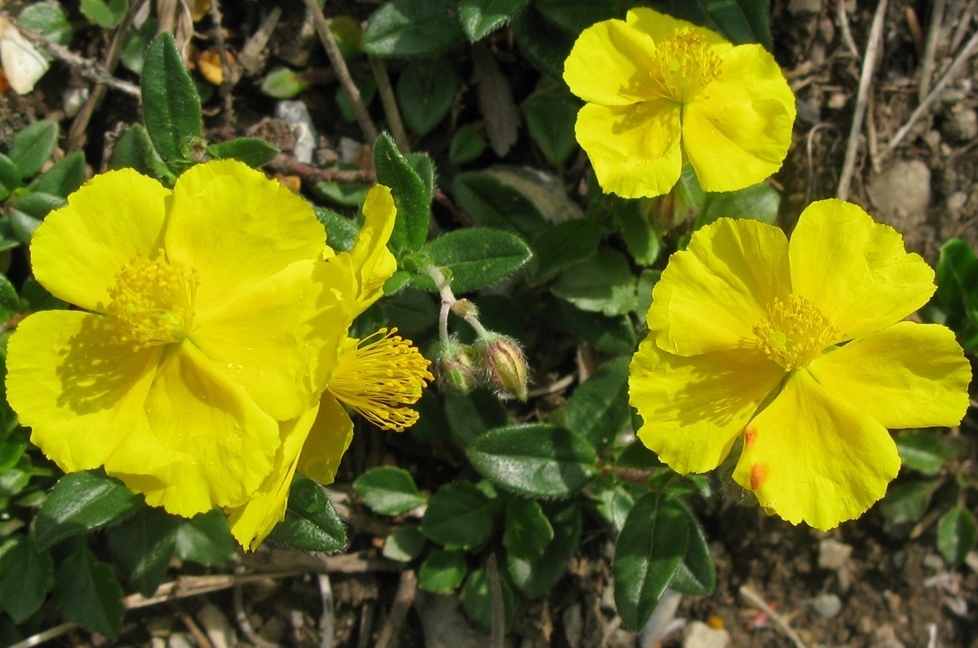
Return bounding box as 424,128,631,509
421,481,497,549
362,0,464,57
174,509,236,565
411,228,532,294
106,507,179,597
669,503,716,596
267,474,347,553
652,0,772,49
567,357,630,450
937,507,978,565
54,544,126,636
353,466,427,515
7,120,58,178
459,0,530,42
453,172,548,240
0,536,54,622
29,151,86,197
207,138,279,168
508,501,581,597
34,471,141,550
141,33,202,168
374,132,430,254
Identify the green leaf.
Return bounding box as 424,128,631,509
0,274,21,322
362,0,465,57
0,154,23,200
18,2,73,46
9,206,45,243
106,507,178,597
29,151,85,197
546,297,637,355
0,536,54,622
54,544,125,636
10,190,65,220
503,497,553,560
80,0,127,28
119,16,157,74
594,483,635,535
353,467,427,515
108,123,173,182
614,200,662,266
460,564,515,634
509,6,575,77
141,33,202,168
567,357,629,450
935,239,978,322
669,504,715,596
937,506,978,565
421,481,497,549
450,124,487,165
614,493,688,631
652,0,774,49
397,58,459,136
453,172,548,240
468,424,596,498
174,509,236,565
507,501,581,596
261,66,309,99
412,228,532,293
459,0,530,41
207,138,279,168
267,474,347,553
374,132,430,254
551,247,638,316
7,120,59,178
35,471,141,550
877,480,939,525
534,0,618,33
525,83,579,166
527,219,600,285
696,181,781,228
419,549,467,593
896,430,946,476
383,526,427,561
444,389,511,446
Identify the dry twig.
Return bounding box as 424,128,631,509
739,585,808,648
370,56,410,153
207,0,235,126
318,574,335,648
919,0,948,103
374,571,417,648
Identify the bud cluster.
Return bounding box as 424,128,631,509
433,333,529,401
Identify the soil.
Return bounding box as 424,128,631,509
2,0,977,646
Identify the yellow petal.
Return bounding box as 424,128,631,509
563,18,658,106
6,310,158,471
682,44,795,192
306,258,363,391
648,217,791,355
629,338,784,474
348,185,398,309
789,199,936,340
191,260,321,421
808,321,971,429
625,7,729,46
129,341,280,516
733,369,901,531
575,101,683,198
164,160,325,309
31,169,169,311
297,395,354,485
227,404,321,551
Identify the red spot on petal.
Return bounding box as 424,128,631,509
750,463,769,491
744,426,757,449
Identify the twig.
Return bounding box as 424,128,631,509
526,372,575,398
178,607,215,648
356,603,375,648
487,554,505,648
319,574,335,648
837,0,888,200
837,0,861,58
208,0,235,126
7,622,78,648
374,570,417,648
739,585,808,648
950,1,975,50
238,6,282,75
234,582,279,648
919,0,948,103
369,57,410,153
303,0,378,144
883,26,978,158
268,153,376,183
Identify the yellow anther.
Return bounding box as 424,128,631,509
648,30,723,103
753,294,838,371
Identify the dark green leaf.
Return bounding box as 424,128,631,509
397,59,459,136
877,480,939,525
449,124,487,165
80,0,127,28
510,6,575,77
444,389,511,446
7,120,58,178
551,247,638,316
335,74,377,122
935,239,978,322
412,228,532,293
896,430,946,476
10,190,64,220
696,181,781,228
525,83,579,166
0,536,54,622
546,297,637,355
594,483,635,534
614,493,688,631
106,507,179,597
362,0,465,57
266,474,347,553
534,0,619,32
419,549,467,592
18,2,73,45
459,0,530,41
937,506,978,565
35,471,141,550
108,123,173,182
383,526,427,561
460,563,515,634
453,172,548,240
141,33,202,168
174,509,236,565
54,544,125,636
207,138,279,168
0,274,21,322
651,0,773,48
29,151,85,197
421,481,496,549
374,132,430,254
567,357,629,450
0,154,22,200
507,501,581,596
468,424,596,498
315,206,359,252
669,504,715,596
503,497,553,560
353,466,427,515
615,200,662,266
527,219,600,285
119,16,157,74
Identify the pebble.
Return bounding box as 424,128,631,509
923,554,946,571
941,108,978,142
683,621,731,648
275,100,317,163
167,634,194,648
867,160,931,220
818,539,853,570
946,191,968,216
810,593,843,619
195,603,236,648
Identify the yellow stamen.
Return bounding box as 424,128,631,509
328,328,433,432
648,30,722,103
105,250,198,349
753,294,839,371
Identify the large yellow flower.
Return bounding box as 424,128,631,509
5,160,337,517
563,8,796,198
226,186,433,549
628,200,972,530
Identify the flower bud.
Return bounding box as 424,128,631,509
433,340,480,395
476,334,528,401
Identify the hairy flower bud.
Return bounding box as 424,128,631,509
476,334,528,401
433,340,480,395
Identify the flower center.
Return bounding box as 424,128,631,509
752,295,839,371
106,250,198,349
328,328,433,432
648,30,722,103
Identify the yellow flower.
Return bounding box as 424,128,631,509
563,7,796,198
5,160,335,517
226,186,433,549
628,199,972,530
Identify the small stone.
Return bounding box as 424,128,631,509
274,100,317,163
683,621,731,648
810,593,843,619
828,92,847,110
168,634,194,648
819,539,853,570
941,108,978,142
788,0,822,14
867,160,931,224
196,603,236,648
872,624,905,648
946,191,968,215
923,554,946,571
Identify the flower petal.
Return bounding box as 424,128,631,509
625,7,729,46
789,199,936,340
629,338,784,474
227,404,321,551
191,260,321,421
808,321,971,429
563,18,659,106
647,217,791,354
126,341,280,516
31,169,168,311
6,310,158,471
682,44,795,192
297,395,354,485
575,101,683,198
164,160,325,309
733,369,901,531
347,185,398,309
